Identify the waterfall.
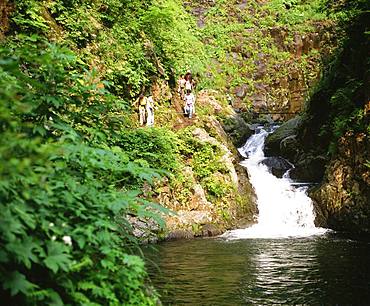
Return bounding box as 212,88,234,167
223,127,327,239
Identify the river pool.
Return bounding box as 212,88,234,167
144,233,370,305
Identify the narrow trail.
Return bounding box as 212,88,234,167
170,91,198,130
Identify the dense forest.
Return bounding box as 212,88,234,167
0,0,368,304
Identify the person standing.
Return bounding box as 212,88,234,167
184,89,196,119
184,70,195,92
146,95,155,126
177,75,186,100
133,94,147,126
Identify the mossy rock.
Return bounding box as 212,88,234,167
265,116,302,157
221,112,254,147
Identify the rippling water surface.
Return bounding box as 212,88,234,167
144,234,370,305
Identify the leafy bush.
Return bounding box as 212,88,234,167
118,128,179,173
142,0,207,75
203,174,233,199
177,128,228,180
0,37,162,305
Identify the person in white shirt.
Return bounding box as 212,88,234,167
146,95,155,126
184,71,195,92
184,89,196,119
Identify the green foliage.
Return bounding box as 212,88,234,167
322,0,369,24
300,0,369,155
11,0,50,33
10,0,206,99
118,128,179,173
142,0,207,75
0,37,161,304
192,143,228,179
177,128,229,191
264,0,326,28
203,175,233,199
195,0,331,105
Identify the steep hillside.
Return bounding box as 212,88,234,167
187,0,337,119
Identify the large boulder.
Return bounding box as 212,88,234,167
221,111,254,147
264,116,302,157
280,134,300,161
289,154,327,182
260,157,293,178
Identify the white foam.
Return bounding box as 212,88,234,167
224,127,328,240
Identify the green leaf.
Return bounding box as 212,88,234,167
48,291,64,306
5,236,39,268
44,241,72,273
0,207,24,240
0,249,9,263
13,204,36,230
3,271,36,296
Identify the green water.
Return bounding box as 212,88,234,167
144,233,370,305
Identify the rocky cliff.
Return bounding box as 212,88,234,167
187,0,337,120
312,130,369,233
264,4,369,234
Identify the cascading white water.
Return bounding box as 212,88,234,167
223,127,327,239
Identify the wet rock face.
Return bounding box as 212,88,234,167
264,116,302,157
262,23,335,119
248,24,335,120
260,157,292,178
263,116,329,183
289,154,327,183
311,132,370,233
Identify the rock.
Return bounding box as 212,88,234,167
192,127,219,146
234,84,248,98
192,126,240,188
191,183,211,210
309,131,370,234
191,6,208,28
289,154,327,182
207,117,229,141
222,111,254,147
196,90,223,114
154,91,258,240
260,157,293,178
280,135,300,161
251,92,268,110
128,216,161,243
254,61,267,79
177,210,213,224
269,26,288,51
165,230,194,240
264,116,302,157
200,224,223,237
294,34,304,57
